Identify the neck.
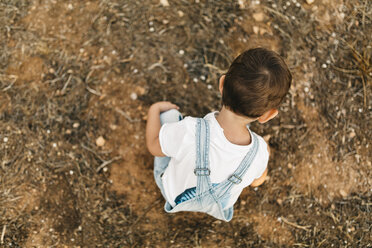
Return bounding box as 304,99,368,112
216,106,255,126
215,106,256,145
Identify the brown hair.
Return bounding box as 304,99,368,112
222,48,292,118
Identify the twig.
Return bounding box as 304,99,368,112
96,156,121,172
262,6,290,23
114,107,140,123
360,72,367,108
86,85,102,96
128,198,162,229
331,65,359,74
204,63,225,74
81,144,104,161
1,225,6,244
61,74,72,95
281,216,311,231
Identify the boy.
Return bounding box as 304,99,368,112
146,48,292,221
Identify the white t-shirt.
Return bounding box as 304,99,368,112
159,112,269,209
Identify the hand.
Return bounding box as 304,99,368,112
150,101,179,113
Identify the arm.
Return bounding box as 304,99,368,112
250,167,268,187
146,101,179,157
250,143,270,187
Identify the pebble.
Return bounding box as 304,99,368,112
160,0,170,7
253,12,264,22
339,189,347,198
3,137,8,143
306,0,314,4
130,92,138,100
73,122,80,128
96,136,105,147
177,10,184,17
179,49,185,55
349,131,356,138
253,26,259,34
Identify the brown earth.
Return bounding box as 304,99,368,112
0,0,371,247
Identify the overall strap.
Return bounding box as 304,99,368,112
194,118,212,195
227,133,259,185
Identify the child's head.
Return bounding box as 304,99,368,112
220,48,292,120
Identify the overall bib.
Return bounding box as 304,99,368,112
154,110,259,222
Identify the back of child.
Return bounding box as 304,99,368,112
146,48,292,222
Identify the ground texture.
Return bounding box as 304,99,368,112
0,0,371,247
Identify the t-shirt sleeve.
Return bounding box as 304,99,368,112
158,117,194,157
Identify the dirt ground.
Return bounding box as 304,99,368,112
0,0,371,247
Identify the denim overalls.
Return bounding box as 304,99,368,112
154,109,259,222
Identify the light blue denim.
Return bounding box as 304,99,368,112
154,110,259,222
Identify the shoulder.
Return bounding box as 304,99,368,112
251,132,270,161
160,116,198,137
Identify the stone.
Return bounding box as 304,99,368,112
96,136,105,147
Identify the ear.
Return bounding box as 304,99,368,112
258,109,278,123
219,75,226,94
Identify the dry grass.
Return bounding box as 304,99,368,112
0,0,371,247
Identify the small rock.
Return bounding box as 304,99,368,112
306,0,314,4
253,12,264,22
339,189,347,198
130,92,138,100
287,163,293,169
160,0,170,6
110,124,117,130
259,28,268,35
73,122,80,128
3,137,8,143
349,131,356,138
277,198,283,205
96,136,105,147
177,10,184,17
253,26,259,34
136,86,146,95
